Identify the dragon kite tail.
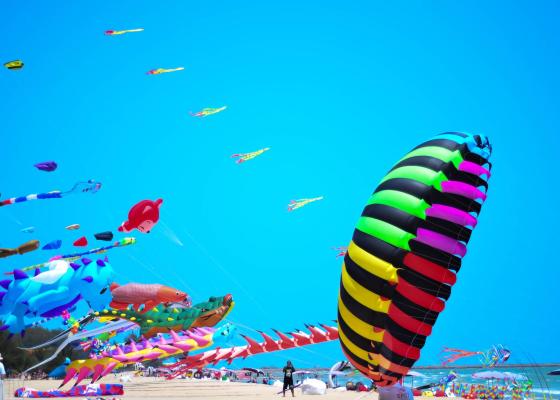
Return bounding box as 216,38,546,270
164,323,339,380
59,327,218,387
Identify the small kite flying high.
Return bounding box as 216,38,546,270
5,237,136,275
332,246,347,258
146,67,184,75
287,197,324,212
4,60,23,70
0,180,101,208
34,161,58,172
231,147,270,164
190,106,227,117
0,240,39,259
105,28,144,36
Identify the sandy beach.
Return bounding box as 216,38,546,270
1,377,384,400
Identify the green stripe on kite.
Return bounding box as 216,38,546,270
366,190,430,219
398,146,465,169
356,217,413,251
380,166,448,191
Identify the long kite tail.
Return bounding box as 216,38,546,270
22,320,135,374
441,347,482,365
165,323,338,380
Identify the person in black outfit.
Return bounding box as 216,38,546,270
282,360,296,397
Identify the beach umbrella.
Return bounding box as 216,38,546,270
472,371,506,380
293,370,314,375
548,369,560,376
406,371,427,378
473,371,527,381
502,372,528,381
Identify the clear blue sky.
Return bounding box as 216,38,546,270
1,1,559,369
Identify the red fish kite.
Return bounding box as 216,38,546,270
109,282,190,313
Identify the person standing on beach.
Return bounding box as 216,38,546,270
0,353,5,379
0,353,5,399
282,360,296,397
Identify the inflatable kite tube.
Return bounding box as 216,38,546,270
14,383,123,398
337,132,492,387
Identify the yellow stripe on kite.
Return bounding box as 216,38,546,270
337,295,385,342
347,241,399,284
341,263,391,313
339,327,377,365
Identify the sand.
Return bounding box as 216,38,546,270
1,377,380,400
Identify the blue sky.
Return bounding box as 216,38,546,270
1,0,559,369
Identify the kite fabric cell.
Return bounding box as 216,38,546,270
65,224,80,230
4,60,23,70
231,147,270,164
34,161,57,172
21,227,35,234
118,198,163,233
0,240,40,259
337,132,492,387
146,67,184,75
189,106,227,117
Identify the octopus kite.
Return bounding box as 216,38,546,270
105,28,144,36
231,147,270,164
146,67,184,75
287,197,324,212
190,106,227,117
337,132,492,387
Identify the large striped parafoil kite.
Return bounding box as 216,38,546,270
337,132,492,387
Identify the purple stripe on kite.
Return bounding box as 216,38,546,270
458,160,491,178
416,228,467,257
441,181,487,201
427,204,478,227
40,294,82,318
